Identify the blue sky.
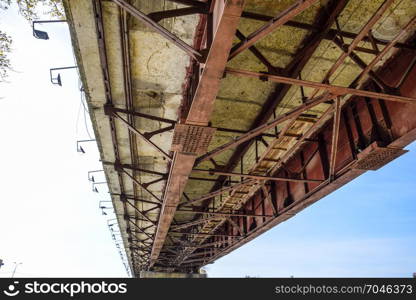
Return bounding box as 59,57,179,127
0,4,415,278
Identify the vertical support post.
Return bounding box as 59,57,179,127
318,133,330,180
329,96,342,181
299,151,309,193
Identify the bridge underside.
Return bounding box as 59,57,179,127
64,0,416,275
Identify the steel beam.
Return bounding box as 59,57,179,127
119,7,144,273
111,0,202,60
103,161,168,177
356,16,416,86
166,0,209,9
227,218,244,236
92,0,137,270
201,0,349,217
119,167,163,204
104,105,176,124
269,106,334,175
179,179,255,208
176,210,274,218
201,49,416,266
114,193,162,207
181,257,211,264
171,216,222,231
127,218,154,241
229,0,319,60
185,1,246,125
240,11,416,53
173,0,406,264
170,231,241,238
332,37,389,90
192,169,323,183
124,200,157,226
203,64,415,167
329,97,342,181
107,110,172,161
150,0,246,265
169,1,412,268
196,93,333,163
148,6,207,22
235,29,281,74
261,183,277,216
224,68,416,104
324,0,396,82
168,239,230,249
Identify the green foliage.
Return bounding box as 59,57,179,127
1,0,64,21
0,29,12,81
0,0,64,81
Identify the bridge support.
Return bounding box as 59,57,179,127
139,271,207,278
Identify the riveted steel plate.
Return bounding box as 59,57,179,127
171,124,216,154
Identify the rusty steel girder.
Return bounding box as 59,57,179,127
162,1,416,269
150,0,246,265
176,47,416,269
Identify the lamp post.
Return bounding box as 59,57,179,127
76,139,95,153
107,218,118,228
99,200,113,215
11,262,22,278
32,20,67,40
88,170,104,182
92,182,107,193
50,66,78,86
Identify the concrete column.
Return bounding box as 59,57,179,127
139,271,207,278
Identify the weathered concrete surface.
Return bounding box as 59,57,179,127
64,0,199,274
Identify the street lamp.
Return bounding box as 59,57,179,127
32,20,67,40
76,139,95,153
88,170,104,182
112,233,122,241
99,200,113,215
92,182,107,193
109,225,120,233
107,218,117,227
50,66,78,86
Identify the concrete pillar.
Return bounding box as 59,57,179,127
139,271,207,278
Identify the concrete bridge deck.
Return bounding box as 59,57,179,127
64,0,416,276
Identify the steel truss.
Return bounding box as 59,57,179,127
92,0,416,274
